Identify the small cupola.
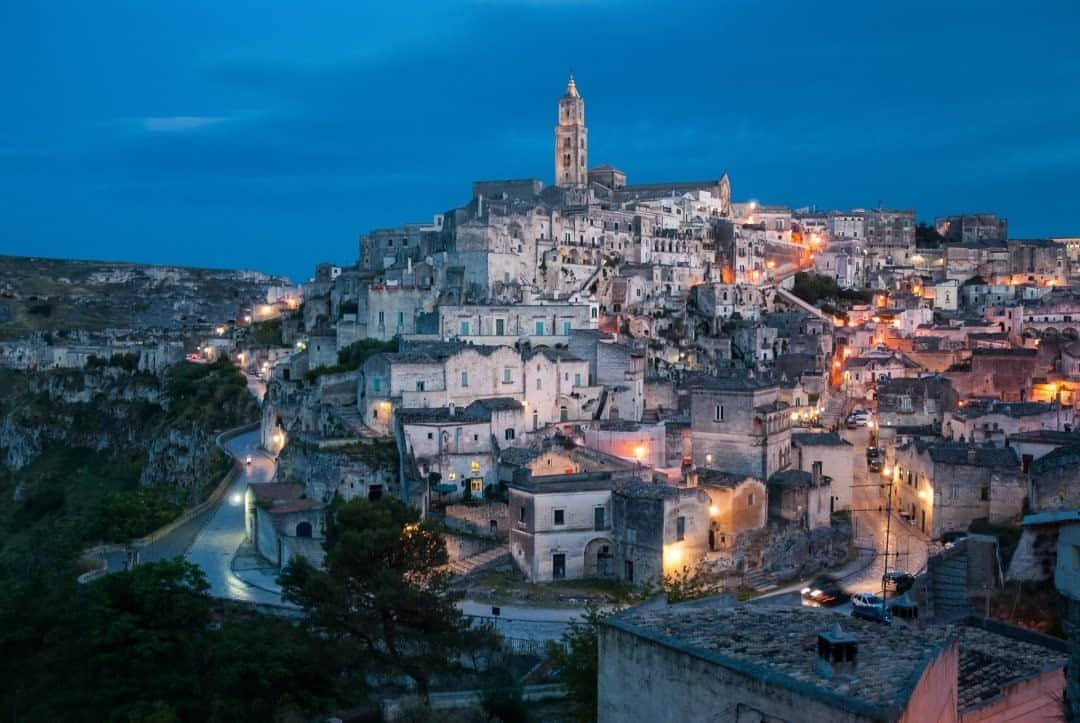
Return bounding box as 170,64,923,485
815,623,858,678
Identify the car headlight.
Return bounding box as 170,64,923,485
801,587,811,595
811,589,823,597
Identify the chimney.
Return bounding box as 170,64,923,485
816,623,858,679
812,461,823,487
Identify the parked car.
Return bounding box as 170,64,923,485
881,571,916,594
851,592,886,609
801,575,851,607
865,446,882,461
851,603,892,624
868,457,883,472
940,530,969,546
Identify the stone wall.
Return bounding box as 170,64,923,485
444,503,510,541
598,625,895,723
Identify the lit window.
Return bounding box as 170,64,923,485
470,479,483,494
448,472,457,481
471,461,480,474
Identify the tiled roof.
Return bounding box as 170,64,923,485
792,432,852,448
911,440,1018,468
768,469,825,488
952,619,1066,712
606,606,950,719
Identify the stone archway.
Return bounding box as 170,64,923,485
584,538,615,578
296,521,313,538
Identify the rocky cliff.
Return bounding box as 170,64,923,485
0,358,257,552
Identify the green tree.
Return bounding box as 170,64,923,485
546,604,608,723
280,497,498,698
58,559,213,721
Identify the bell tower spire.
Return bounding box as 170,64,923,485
555,72,587,187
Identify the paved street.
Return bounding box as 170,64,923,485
181,430,283,604
839,426,929,594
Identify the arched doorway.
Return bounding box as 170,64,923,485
584,538,615,578
296,521,313,538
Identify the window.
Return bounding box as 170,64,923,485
536,377,542,391
949,485,960,499
471,461,480,474
470,479,483,494
505,428,515,441
554,509,565,526
397,311,404,328
980,487,990,501
676,516,685,541
503,367,512,383
519,506,526,522
574,372,582,386
553,553,566,580
748,493,755,507
461,371,469,387
714,405,724,422
562,320,572,335
460,321,470,335
594,507,605,530
473,434,479,441
416,381,425,392
495,318,505,335
373,378,382,393
535,321,545,335
378,310,385,325
427,432,433,440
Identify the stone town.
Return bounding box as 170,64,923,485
173,76,1080,720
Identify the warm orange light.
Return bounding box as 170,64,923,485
709,505,719,517
833,360,841,369
634,445,646,460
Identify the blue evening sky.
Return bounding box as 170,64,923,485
2,1,1078,282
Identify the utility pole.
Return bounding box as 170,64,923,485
881,470,893,601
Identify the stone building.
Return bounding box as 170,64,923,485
508,472,616,583
943,400,1070,446
791,432,853,512
398,398,524,501
893,441,1026,537
598,602,1066,723
244,482,325,570
768,465,832,530
507,473,710,585
936,213,1008,244
693,470,768,551
687,374,792,478
876,375,957,429
610,480,711,584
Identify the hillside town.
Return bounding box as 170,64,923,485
8,76,1080,721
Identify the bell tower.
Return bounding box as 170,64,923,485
554,73,587,187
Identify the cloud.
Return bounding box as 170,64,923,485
141,116,226,133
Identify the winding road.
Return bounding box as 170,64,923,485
179,431,281,603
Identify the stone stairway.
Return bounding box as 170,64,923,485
330,406,380,439
819,393,849,429
744,568,778,592
442,545,511,580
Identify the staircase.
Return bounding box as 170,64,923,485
442,545,511,580
744,568,778,593
819,393,849,430
331,406,380,439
